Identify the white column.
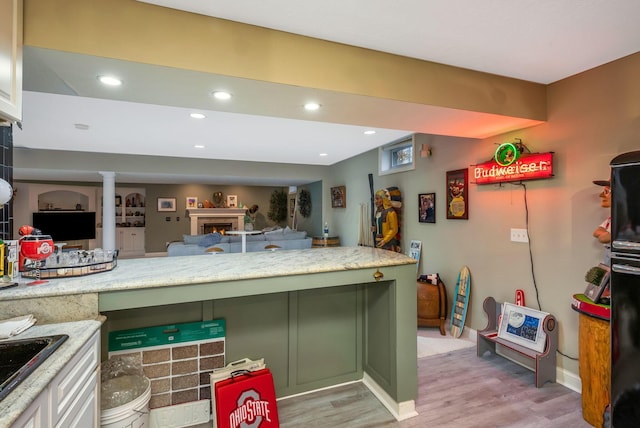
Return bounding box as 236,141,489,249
99,171,116,251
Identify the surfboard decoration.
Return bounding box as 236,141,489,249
450,265,471,338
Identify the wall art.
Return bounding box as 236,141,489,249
418,193,435,223
497,303,549,353
186,197,198,209
446,169,468,219
157,197,176,212
331,186,346,208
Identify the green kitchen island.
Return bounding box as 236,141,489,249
0,247,418,420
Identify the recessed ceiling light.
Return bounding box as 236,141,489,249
194,144,205,149
190,113,206,119
97,75,122,86
364,130,376,135
74,123,90,130
212,91,232,100
304,102,321,111
319,153,328,157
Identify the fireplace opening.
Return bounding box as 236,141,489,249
203,223,233,234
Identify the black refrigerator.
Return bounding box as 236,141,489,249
610,150,640,427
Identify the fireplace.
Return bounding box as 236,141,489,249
203,223,233,234
187,208,246,235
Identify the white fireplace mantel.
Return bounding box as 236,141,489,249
187,208,246,235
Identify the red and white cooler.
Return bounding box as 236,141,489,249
214,368,280,428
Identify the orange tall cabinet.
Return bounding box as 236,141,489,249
572,295,610,428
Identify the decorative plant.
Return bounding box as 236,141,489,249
298,189,311,218
268,189,288,224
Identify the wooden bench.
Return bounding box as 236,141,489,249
477,296,558,388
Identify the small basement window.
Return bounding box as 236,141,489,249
378,134,415,176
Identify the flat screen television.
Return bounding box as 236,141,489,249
32,212,96,241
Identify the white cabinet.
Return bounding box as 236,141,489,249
50,331,100,427
54,368,99,428
12,393,49,428
13,331,100,428
117,228,145,257
0,0,23,122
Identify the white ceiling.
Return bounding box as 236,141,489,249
13,0,640,184
143,0,640,85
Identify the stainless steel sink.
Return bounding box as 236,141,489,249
0,334,68,401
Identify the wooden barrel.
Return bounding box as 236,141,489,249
578,312,610,427
312,236,340,247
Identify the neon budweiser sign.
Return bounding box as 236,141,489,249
472,152,554,185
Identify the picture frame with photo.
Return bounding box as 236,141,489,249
409,240,422,273
497,303,549,353
418,193,436,223
227,195,238,208
584,263,611,304
446,169,468,220
186,197,198,209
331,186,346,208
157,197,176,212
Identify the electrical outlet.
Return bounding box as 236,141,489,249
510,228,529,243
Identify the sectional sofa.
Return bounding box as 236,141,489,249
167,228,313,256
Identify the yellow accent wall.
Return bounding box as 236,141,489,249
23,0,545,120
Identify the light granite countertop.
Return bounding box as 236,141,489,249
0,319,102,428
0,247,415,301
0,248,416,424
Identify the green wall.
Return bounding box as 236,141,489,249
322,51,640,380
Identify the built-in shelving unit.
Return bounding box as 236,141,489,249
12,184,98,248
97,188,145,258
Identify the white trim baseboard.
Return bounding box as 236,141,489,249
557,366,582,393
362,372,418,421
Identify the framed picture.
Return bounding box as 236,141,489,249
446,169,468,220
227,195,237,208
418,193,436,223
331,186,346,208
409,240,422,273
157,197,176,212
186,197,198,209
498,303,549,353
584,264,611,304
115,195,122,207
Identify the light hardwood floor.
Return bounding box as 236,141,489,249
276,347,590,427
199,332,590,427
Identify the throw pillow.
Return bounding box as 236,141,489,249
198,232,223,247
183,234,204,245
